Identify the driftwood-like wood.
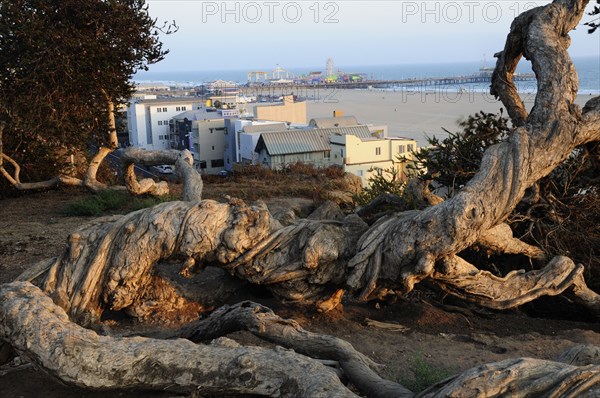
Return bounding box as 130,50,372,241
120,147,178,196
41,199,275,325
2,282,600,397
120,148,203,198
170,301,413,398
417,357,600,398
0,282,359,397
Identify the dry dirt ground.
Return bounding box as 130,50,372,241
1,188,599,397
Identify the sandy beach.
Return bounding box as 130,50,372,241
304,89,595,147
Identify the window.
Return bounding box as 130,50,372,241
158,121,163,126
182,106,187,111
211,159,224,168
375,147,381,155
323,150,331,160
357,170,363,176
157,108,162,113
407,144,414,152
176,106,180,111
304,153,310,161
212,146,215,151
162,107,167,112
164,120,168,124
398,145,405,154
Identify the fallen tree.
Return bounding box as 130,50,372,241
1,0,600,395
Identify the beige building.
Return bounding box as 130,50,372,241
254,95,307,124
330,131,417,186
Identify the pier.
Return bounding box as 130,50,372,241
242,73,536,91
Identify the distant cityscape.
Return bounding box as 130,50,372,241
124,56,599,184
125,59,420,186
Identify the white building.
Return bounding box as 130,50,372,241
127,97,205,150
170,108,240,174
225,119,290,167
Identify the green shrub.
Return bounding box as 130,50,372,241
356,166,406,206
400,354,454,393
63,190,176,216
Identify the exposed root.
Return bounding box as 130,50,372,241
0,282,359,397
431,255,598,313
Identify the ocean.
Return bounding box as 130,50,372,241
134,56,599,94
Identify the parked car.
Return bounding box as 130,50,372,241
155,165,174,174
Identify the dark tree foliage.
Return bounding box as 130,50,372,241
0,0,169,183
409,110,511,197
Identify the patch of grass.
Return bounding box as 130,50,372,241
95,189,129,209
399,354,455,393
63,190,177,216
130,194,178,211
63,198,106,217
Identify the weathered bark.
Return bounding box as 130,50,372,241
35,198,366,324
344,0,600,312
0,97,204,197
558,344,600,366
119,147,203,199
40,199,275,325
170,300,413,398
2,282,600,397
475,223,545,259
0,282,359,397
417,357,600,398
176,150,203,201
431,255,585,310
120,147,178,196
0,151,85,190
83,97,119,190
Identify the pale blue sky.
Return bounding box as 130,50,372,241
145,0,600,72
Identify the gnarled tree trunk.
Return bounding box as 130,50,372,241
1,0,599,396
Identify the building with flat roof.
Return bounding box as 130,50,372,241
254,95,307,124
127,97,203,150
309,116,359,129
330,132,417,186
169,108,240,174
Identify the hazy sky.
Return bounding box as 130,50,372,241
145,0,600,72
